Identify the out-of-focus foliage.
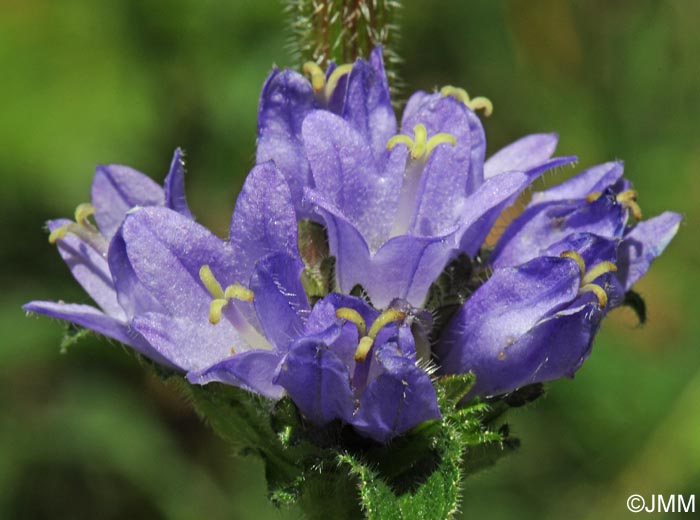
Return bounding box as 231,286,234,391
1,1,697,518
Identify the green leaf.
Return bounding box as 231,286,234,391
435,373,476,411
339,421,464,520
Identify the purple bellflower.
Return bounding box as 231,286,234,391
274,293,440,442
490,160,682,279
436,220,680,397
24,149,193,365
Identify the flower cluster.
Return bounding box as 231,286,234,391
26,48,680,443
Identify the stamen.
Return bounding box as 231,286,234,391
354,309,407,363
199,265,224,299
580,284,608,308
335,307,367,337
581,261,617,286
440,85,493,116
560,250,586,274
302,62,326,92
585,192,602,203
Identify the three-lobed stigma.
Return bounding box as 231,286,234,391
48,202,109,254
199,265,254,324
302,61,353,104
336,307,407,362
560,250,618,308
440,85,493,117
386,124,457,160
586,189,643,221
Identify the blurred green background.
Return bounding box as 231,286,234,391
2,1,698,518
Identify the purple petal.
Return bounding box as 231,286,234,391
465,302,602,398
132,312,240,372
308,191,454,308
616,212,682,291
402,94,485,196
457,171,533,255
303,111,403,249
23,301,174,367
353,345,441,443
187,349,285,400
435,256,581,390
490,190,627,268
275,338,355,425
408,97,487,235
229,162,299,282
341,47,397,162
48,219,125,320
531,161,624,204
91,164,165,238
121,207,237,318
163,148,193,218
108,229,166,318
484,133,558,180
256,68,319,212
250,252,310,350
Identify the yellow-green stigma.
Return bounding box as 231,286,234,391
335,307,367,337
616,189,643,220
302,61,353,104
354,309,406,363
586,189,643,220
440,85,493,117
559,251,617,308
386,124,456,160
199,265,254,324
48,202,109,254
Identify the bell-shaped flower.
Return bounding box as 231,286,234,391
257,46,395,215
490,161,682,276
435,227,678,398
24,149,193,363
270,293,439,443
304,88,575,308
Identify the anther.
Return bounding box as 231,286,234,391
440,85,493,116
585,192,602,203
560,250,586,274
581,261,617,286
335,308,367,337
354,309,406,363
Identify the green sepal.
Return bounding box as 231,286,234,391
621,289,647,325
60,322,90,353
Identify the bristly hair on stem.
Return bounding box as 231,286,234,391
284,0,404,100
